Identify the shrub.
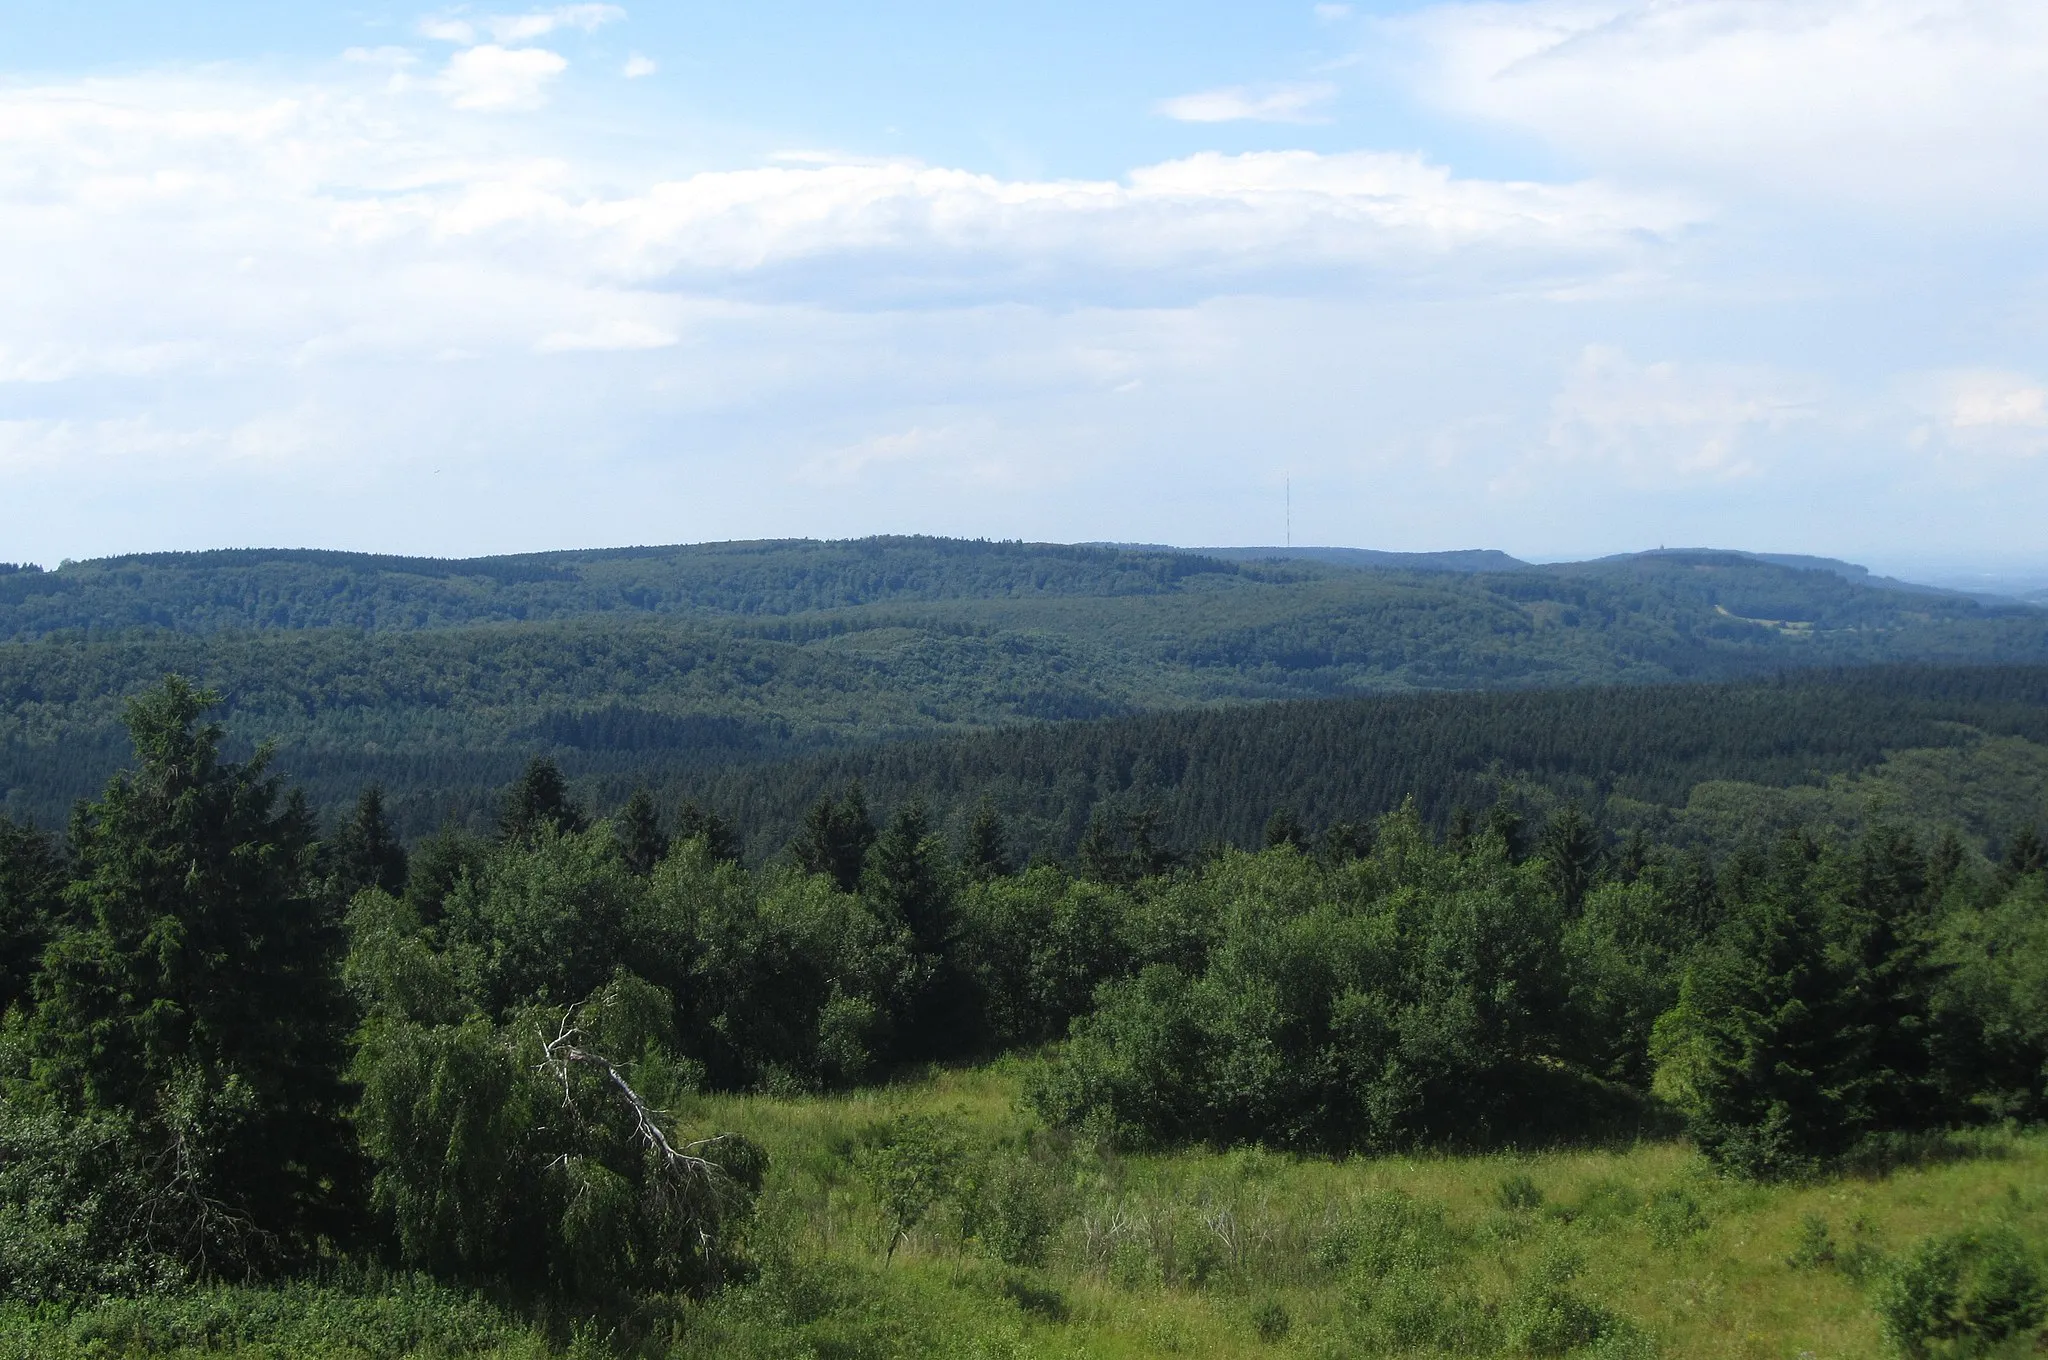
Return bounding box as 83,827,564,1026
1497,1172,1545,1213
854,1116,968,1262
1643,1188,1708,1249
966,1152,1065,1269
1874,1227,2046,1358
1505,1248,1632,1357
1250,1298,1291,1343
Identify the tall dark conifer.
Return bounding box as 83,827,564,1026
0,816,63,1017
1538,806,1602,912
1263,807,1307,851
866,800,951,955
18,677,356,1275
498,757,587,844
794,784,875,892
676,800,741,863
615,788,669,875
959,799,1010,882
331,783,408,899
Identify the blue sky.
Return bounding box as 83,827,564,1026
3,1,2047,580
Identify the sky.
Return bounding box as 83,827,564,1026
3,1,2048,578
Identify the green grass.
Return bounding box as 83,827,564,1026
8,1060,2047,1358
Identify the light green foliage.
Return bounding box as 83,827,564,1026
854,1115,968,1260
1937,874,2048,1121
1031,809,1626,1154
351,980,764,1298
1874,1228,2047,1357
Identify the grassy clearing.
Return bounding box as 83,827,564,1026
7,1058,2045,1358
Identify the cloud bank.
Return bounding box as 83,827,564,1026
2,0,2046,571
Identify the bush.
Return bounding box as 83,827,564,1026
1874,1228,2046,1358
1505,1248,1633,1357
1498,1172,1545,1213
965,1152,1065,1269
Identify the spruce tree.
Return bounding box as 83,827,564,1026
1652,840,1863,1178
1539,806,1602,912
1263,807,1307,851
793,784,875,892
676,799,741,863
1836,826,1954,1135
13,677,356,1277
867,800,951,955
330,783,408,899
959,799,1010,881
615,788,669,875
498,757,587,844
0,815,63,1017
2001,825,2046,885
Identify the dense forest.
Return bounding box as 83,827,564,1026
3,539,2046,834
1,678,2045,1357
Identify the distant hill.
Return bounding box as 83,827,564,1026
1193,546,1530,573
4,536,2047,831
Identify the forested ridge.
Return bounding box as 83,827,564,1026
1,678,2046,1358
654,664,2048,864
4,538,2047,832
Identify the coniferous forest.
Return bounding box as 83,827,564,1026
2,653,2047,1358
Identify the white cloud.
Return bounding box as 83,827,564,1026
1541,346,1816,484
1,58,2041,565
1904,369,2048,461
422,6,626,45
1943,371,2048,430
1399,0,2048,214
485,4,626,43
794,421,1024,488
419,18,477,43
0,70,1689,406
1315,5,1354,20
622,53,657,79
439,43,568,110
1156,82,1336,124
535,318,678,352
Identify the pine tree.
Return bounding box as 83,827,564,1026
1319,819,1372,865
615,788,669,875
1446,805,1475,854
1926,827,1968,903
1485,800,1526,861
2001,825,2046,885
0,815,63,1016
330,783,408,899
794,784,875,892
1077,810,1127,884
1836,826,1954,1136
1538,806,1602,912
867,800,951,954
676,800,740,863
959,798,1010,881
16,677,356,1276
498,757,587,844
403,821,488,926
1652,840,1863,1178
1263,807,1307,851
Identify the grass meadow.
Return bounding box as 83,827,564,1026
7,1059,2044,1359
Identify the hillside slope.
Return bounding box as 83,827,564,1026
3,540,2046,830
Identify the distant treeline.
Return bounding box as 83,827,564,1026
9,663,2048,857
627,664,2048,863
